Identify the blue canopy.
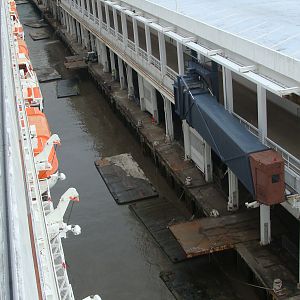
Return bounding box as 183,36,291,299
174,76,267,195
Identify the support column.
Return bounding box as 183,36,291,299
109,50,117,80
80,0,84,16
260,204,271,245
91,0,96,17
133,18,139,51
222,66,238,210
121,11,128,46
80,24,85,46
138,75,146,111
227,168,239,211
105,3,110,28
257,85,267,143
151,86,158,123
126,65,134,98
204,142,213,182
145,23,152,61
70,15,74,35
97,0,103,28
96,39,101,64
177,41,184,75
101,43,109,72
65,13,70,32
182,120,191,160
113,7,118,33
163,97,174,141
75,20,81,43
90,34,96,52
222,66,233,112
158,32,167,75
118,57,125,90
86,0,91,14
257,84,270,245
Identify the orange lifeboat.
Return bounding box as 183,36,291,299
26,107,63,192
17,38,29,57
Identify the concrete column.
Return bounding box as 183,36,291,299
163,97,174,141
90,34,96,52
182,120,191,160
97,0,103,27
75,20,81,43
72,17,76,37
260,204,271,245
151,86,158,123
80,0,84,15
177,41,184,75
65,12,69,31
109,49,117,80
80,24,85,46
82,28,89,49
91,0,96,17
101,43,109,72
121,11,128,46
62,10,66,27
70,16,75,35
105,4,110,28
96,39,101,64
227,168,239,211
204,142,213,182
138,74,146,111
126,65,134,98
257,85,267,143
145,23,152,61
222,66,233,112
133,18,139,51
113,8,118,33
158,32,167,75
257,84,270,245
86,0,91,14
118,57,126,89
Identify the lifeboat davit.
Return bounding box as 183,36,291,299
22,86,43,109
26,107,65,194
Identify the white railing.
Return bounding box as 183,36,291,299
166,66,178,81
265,138,300,176
101,21,107,31
117,32,123,42
232,112,300,178
89,12,94,21
109,27,116,36
150,54,161,71
83,9,88,17
127,39,135,51
232,112,259,138
95,17,99,25
137,47,148,62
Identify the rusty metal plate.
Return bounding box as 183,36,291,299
169,211,259,257
64,61,87,70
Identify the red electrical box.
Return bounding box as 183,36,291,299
249,149,285,205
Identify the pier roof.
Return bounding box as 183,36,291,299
124,0,300,83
